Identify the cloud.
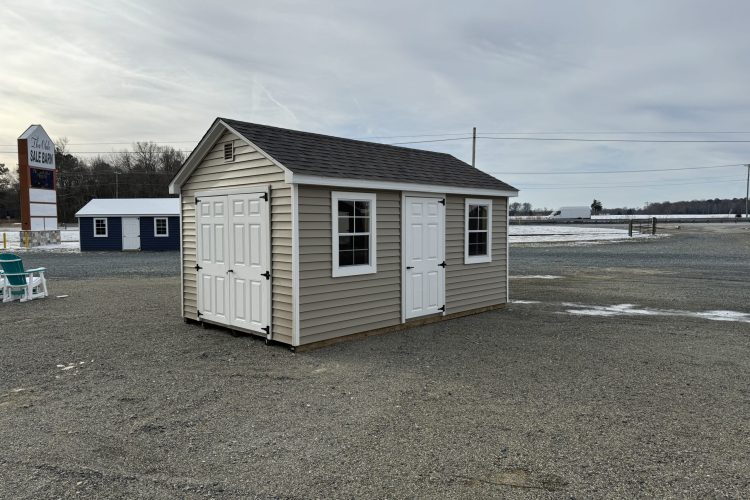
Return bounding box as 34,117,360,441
1,0,749,209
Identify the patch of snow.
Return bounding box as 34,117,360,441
562,303,750,324
509,225,660,244
510,300,541,304
511,275,562,280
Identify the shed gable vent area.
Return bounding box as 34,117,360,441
223,142,234,162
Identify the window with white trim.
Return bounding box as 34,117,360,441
464,198,492,264
94,218,108,237
332,191,377,277
154,217,169,237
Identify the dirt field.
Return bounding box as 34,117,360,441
1,224,749,498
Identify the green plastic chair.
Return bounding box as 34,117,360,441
0,254,48,303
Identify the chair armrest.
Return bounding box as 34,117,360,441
26,267,46,273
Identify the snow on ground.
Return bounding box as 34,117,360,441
509,225,657,244
1,229,80,252
510,301,750,324
0,225,660,251
561,303,750,324
592,214,746,220
510,275,562,279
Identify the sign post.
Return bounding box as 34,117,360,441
18,125,58,231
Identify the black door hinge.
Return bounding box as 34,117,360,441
197,310,202,317
260,193,268,201
261,271,271,280
195,264,202,271
439,305,445,312
195,197,200,204
262,325,270,335
438,198,446,205
438,261,446,268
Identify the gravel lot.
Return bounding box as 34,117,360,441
1,224,749,498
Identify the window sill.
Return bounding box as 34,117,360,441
464,255,492,265
332,264,377,278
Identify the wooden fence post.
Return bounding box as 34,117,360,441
628,220,633,237
651,217,657,235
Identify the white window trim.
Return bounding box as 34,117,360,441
154,217,169,237
93,218,108,238
331,191,377,277
464,198,492,264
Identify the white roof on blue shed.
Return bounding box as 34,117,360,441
75,198,179,217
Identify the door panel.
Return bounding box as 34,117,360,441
404,197,444,319
227,193,269,333
196,192,270,334
122,217,140,250
197,197,230,325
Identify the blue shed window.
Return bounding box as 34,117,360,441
94,218,108,237
154,217,168,237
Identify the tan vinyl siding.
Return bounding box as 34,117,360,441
180,131,293,344
297,186,401,344
445,196,508,313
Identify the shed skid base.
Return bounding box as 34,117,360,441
181,302,507,351
295,302,508,352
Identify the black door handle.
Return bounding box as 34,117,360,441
406,266,414,270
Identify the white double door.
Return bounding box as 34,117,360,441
404,196,445,319
196,192,270,334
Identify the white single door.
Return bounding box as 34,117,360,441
227,193,270,334
122,217,140,250
197,196,230,325
404,197,445,319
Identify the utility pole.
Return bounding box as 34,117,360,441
746,164,749,220
471,127,476,168
115,172,119,199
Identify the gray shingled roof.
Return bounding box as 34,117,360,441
221,118,517,192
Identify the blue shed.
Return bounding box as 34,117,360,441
75,198,180,251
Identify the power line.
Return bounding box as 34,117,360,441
477,136,750,144
0,149,176,155
388,136,473,145
482,131,750,135
519,178,746,190
0,141,199,147
491,163,746,175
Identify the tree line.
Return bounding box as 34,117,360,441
510,197,747,216
0,140,184,223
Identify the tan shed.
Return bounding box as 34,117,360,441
169,118,518,348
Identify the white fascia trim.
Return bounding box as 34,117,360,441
76,214,177,218
290,174,519,198
168,119,295,194
219,120,295,180
464,198,493,265
169,120,226,194
291,184,300,346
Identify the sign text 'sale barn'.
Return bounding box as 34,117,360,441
18,125,58,231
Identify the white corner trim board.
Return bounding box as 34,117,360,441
291,183,300,346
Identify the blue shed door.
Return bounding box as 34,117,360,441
122,217,141,250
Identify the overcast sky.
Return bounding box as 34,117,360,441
2,0,749,209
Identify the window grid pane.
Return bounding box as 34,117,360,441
337,199,371,267
467,203,489,257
